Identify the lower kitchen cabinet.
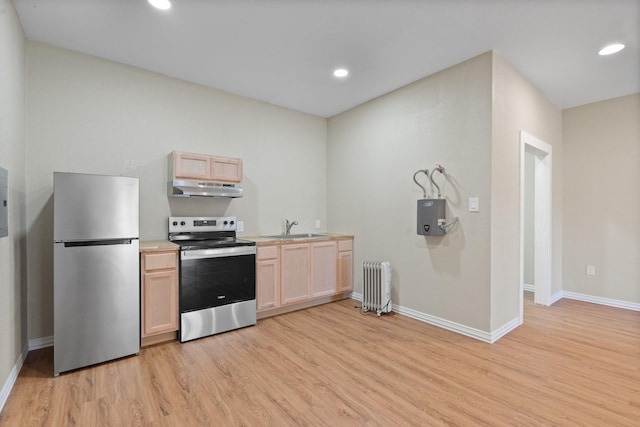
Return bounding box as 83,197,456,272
280,243,311,305
311,241,337,298
256,245,280,311
337,239,354,293
280,241,338,304
140,250,178,343
256,237,353,318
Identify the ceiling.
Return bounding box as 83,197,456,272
13,0,640,118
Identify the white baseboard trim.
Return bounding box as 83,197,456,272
562,291,640,312
393,304,493,343
490,317,521,343
550,291,563,305
352,289,639,344
0,344,28,413
351,293,517,343
29,335,53,350
523,285,562,305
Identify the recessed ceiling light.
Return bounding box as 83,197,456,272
333,68,349,78
148,0,171,10
598,43,625,56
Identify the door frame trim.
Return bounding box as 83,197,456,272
519,131,553,324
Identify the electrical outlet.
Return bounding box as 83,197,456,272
315,220,321,229
237,221,244,232
586,265,596,276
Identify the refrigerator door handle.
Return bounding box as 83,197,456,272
63,239,134,248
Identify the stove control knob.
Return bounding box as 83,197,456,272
172,221,178,226
223,220,229,225
230,221,235,225
180,221,186,226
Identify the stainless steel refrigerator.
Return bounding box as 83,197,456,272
53,172,140,376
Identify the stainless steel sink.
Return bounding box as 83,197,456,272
264,233,324,240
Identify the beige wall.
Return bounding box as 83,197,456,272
328,53,494,331
490,53,563,329
0,0,27,402
25,42,328,340
562,94,640,303
327,51,563,335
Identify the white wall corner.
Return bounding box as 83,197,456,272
0,344,29,413
489,317,521,343
550,291,563,305
521,288,562,306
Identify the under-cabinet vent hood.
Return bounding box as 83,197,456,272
168,179,243,198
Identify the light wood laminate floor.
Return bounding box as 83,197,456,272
1,293,639,426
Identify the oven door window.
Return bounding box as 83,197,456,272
180,254,256,312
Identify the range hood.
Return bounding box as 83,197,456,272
168,179,243,198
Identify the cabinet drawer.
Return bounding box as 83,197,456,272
338,239,353,252
142,251,177,271
257,245,279,260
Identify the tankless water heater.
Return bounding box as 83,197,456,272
417,198,446,236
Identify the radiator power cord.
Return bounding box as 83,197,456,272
359,299,392,316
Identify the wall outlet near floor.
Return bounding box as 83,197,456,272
237,221,244,232
586,265,596,276
315,220,321,229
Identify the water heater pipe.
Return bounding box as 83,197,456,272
439,216,459,230
412,169,429,198
430,164,445,198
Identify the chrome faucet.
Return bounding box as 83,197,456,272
285,219,298,235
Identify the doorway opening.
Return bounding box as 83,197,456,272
519,131,552,324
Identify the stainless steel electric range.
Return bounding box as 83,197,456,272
168,216,256,342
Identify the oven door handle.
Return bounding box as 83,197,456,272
181,246,256,260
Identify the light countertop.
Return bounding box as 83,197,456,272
139,240,180,253
140,234,353,250
245,233,353,246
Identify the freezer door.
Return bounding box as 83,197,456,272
54,240,140,375
54,172,139,241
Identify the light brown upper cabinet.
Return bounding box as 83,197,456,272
171,151,243,183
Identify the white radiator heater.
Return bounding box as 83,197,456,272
362,261,392,316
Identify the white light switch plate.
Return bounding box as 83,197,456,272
469,197,479,212
124,160,136,170
315,220,321,229
237,221,244,232
586,265,595,276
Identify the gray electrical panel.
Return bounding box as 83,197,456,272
417,198,446,236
